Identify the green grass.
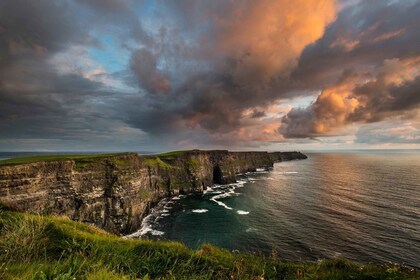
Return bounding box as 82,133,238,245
0,153,130,166
144,150,200,171
187,158,201,170
156,150,192,157
0,209,418,279
143,157,174,169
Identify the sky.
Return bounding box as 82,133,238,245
0,0,419,152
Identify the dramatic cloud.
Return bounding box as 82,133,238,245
280,0,420,141
122,0,336,143
281,57,420,137
130,48,171,93
292,0,420,87
0,0,419,151
0,0,144,151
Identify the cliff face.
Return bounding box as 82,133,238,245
0,150,306,234
0,154,154,234
269,151,308,162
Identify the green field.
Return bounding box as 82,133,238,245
0,151,194,167
0,153,129,166
0,208,417,279
155,150,192,157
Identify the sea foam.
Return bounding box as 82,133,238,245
210,198,233,210
192,209,208,213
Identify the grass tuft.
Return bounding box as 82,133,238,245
0,210,418,279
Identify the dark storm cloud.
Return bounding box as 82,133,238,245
350,75,420,122
0,0,118,144
130,48,170,93
0,55,111,139
0,1,91,57
279,107,316,139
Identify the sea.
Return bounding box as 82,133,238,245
1,150,419,268
128,151,420,268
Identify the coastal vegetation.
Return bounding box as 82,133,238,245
0,153,129,166
0,207,418,280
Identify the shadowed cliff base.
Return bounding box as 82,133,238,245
0,150,307,235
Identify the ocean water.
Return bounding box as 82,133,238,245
133,152,420,268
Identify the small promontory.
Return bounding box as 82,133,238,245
0,150,307,234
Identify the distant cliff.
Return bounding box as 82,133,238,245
269,151,308,162
0,150,307,234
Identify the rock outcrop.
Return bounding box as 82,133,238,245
0,150,306,234
269,151,308,162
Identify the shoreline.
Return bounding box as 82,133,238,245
0,150,307,235
125,163,286,239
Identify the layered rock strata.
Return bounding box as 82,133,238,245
0,150,306,234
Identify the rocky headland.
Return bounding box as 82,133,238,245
0,150,307,234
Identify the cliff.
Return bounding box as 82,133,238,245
269,151,308,162
0,150,307,234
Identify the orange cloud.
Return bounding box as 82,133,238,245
205,0,337,84
330,37,360,51
371,28,405,43
281,56,420,138
313,83,359,134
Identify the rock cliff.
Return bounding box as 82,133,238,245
0,150,306,234
269,151,308,162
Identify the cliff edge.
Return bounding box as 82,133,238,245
0,150,307,234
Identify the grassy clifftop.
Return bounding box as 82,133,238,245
0,153,130,166
0,209,417,279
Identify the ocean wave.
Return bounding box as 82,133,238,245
124,197,172,238
124,213,165,238
210,198,233,210
137,226,165,236
211,189,236,200
171,195,185,200
192,209,208,213
209,177,252,210
235,179,247,187
209,186,240,209
237,210,250,215
225,181,245,187
203,186,213,194
211,191,223,194
246,170,269,175
204,184,227,194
